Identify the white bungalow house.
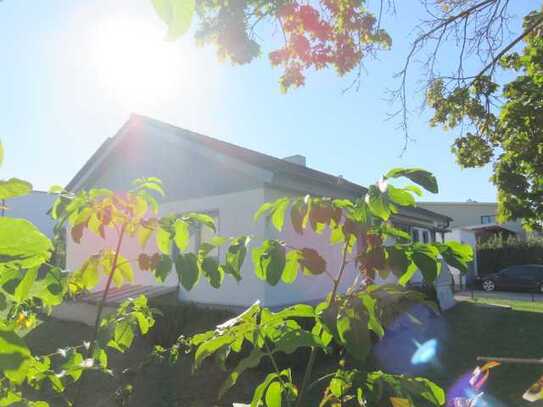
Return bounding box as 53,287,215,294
62,114,453,314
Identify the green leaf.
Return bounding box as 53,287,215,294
134,311,151,334
252,240,286,286
136,222,155,248
194,333,236,369
412,245,441,282
93,348,108,369
282,250,301,284
62,351,84,381
0,218,52,272
174,219,190,251
366,185,390,220
116,256,134,286
337,312,371,362
251,372,282,407
271,198,290,231
223,236,250,282
438,241,473,273
0,178,32,200
176,253,200,290
416,377,446,405
110,320,135,352
0,324,31,384
398,263,418,286
273,329,323,354
382,224,411,241
202,257,223,288
386,184,416,207
155,255,173,282
219,348,265,397
156,226,171,255
254,202,274,222
384,168,439,193
359,293,384,337
13,267,38,303
265,381,283,407
77,257,100,290
48,184,65,194
275,304,315,319
153,0,196,40
185,212,216,232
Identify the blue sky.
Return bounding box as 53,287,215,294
0,1,533,201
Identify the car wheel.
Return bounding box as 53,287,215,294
482,280,495,292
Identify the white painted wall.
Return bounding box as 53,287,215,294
66,188,270,307
65,185,459,310
262,188,359,307
162,188,268,307
4,192,56,237
445,228,478,286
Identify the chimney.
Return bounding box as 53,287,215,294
282,154,306,167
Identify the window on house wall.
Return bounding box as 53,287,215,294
422,230,430,243
172,211,220,258
411,227,434,243
481,215,496,224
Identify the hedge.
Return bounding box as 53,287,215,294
477,236,543,275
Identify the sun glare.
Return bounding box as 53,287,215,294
88,17,199,109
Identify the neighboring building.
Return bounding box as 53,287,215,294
64,114,453,310
419,201,527,284
419,201,524,240
3,191,56,237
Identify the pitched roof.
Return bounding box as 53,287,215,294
66,114,451,224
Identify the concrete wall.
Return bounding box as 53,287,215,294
4,191,56,237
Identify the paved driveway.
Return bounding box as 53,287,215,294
455,290,543,302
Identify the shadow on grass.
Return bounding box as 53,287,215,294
371,302,543,406
25,302,543,406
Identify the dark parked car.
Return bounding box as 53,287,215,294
479,265,543,292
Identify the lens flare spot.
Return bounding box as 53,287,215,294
410,339,437,365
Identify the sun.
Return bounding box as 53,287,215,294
88,17,192,108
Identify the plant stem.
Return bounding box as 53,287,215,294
91,224,127,341
296,238,351,407
74,224,126,406
295,347,317,407
331,238,351,304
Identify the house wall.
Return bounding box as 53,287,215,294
4,191,56,237
65,188,269,306
163,188,268,307
261,187,360,307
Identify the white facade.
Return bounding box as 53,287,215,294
4,191,56,237
65,186,360,308
419,201,525,238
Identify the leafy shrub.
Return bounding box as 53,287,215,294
147,302,234,348
477,236,543,275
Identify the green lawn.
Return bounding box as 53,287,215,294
460,296,543,313
25,301,543,406
370,301,543,406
